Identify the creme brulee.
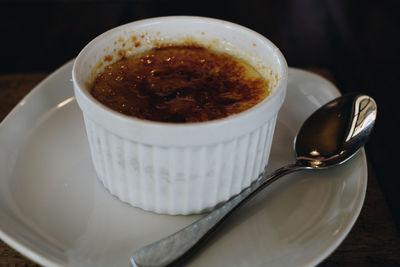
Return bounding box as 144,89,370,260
90,45,270,123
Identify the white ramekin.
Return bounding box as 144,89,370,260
73,16,288,215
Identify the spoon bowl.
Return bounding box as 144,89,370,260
295,93,376,169
131,93,377,267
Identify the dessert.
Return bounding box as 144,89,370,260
91,45,270,122
73,16,288,214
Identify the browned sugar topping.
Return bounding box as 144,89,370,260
91,45,269,123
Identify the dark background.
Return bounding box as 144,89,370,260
1,0,399,231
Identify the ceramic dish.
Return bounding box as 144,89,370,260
73,16,288,214
0,61,367,267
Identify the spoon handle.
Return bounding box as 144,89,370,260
131,163,304,267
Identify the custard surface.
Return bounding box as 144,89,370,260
91,45,269,123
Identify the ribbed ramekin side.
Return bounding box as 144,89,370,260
84,117,140,207
259,115,278,174
181,114,279,214
82,114,278,215
215,115,277,202
83,116,106,186
83,117,184,214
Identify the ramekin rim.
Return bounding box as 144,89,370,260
72,16,288,130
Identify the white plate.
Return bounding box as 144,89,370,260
0,61,367,267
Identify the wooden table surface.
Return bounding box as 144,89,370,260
1,71,399,266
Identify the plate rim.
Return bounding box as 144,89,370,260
0,60,75,267
281,66,368,266
304,149,367,266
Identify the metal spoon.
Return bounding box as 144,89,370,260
131,93,377,267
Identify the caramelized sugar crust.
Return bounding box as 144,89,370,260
91,45,269,123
